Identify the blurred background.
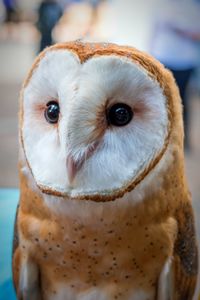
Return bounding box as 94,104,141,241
0,0,199,299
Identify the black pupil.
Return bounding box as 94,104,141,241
107,103,133,126
45,101,59,123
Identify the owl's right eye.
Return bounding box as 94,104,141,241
44,101,60,124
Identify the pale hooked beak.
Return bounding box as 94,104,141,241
66,142,99,184
66,154,83,184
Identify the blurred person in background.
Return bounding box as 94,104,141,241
150,0,200,150
3,0,17,23
52,0,105,43
86,0,103,36
37,0,63,52
2,0,18,38
87,0,101,18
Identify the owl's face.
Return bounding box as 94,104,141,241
21,44,170,201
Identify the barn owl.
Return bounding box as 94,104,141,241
13,42,198,300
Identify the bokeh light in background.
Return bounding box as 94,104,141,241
0,0,199,299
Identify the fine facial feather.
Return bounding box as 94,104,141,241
22,50,168,197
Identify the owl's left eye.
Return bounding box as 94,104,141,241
44,101,60,124
107,103,133,127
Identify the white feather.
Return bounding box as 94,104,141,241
22,49,169,197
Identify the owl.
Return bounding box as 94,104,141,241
13,42,198,300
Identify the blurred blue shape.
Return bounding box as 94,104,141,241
0,279,16,300
0,189,19,300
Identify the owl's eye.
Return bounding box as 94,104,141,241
107,103,133,126
44,101,60,124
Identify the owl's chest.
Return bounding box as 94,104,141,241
21,208,174,300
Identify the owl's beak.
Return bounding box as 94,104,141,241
66,142,99,184
66,155,83,184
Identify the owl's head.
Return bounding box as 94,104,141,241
20,42,183,201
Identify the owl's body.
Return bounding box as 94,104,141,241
13,42,198,300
